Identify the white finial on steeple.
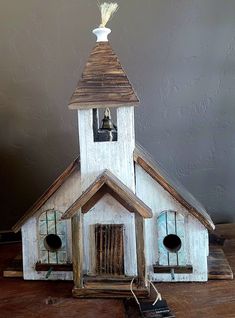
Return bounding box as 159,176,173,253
93,27,111,42
93,2,119,42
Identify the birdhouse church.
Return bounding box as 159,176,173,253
13,25,214,298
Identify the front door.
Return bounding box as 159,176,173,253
95,224,124,276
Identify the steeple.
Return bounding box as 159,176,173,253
72,3,137,190
68,24,139,109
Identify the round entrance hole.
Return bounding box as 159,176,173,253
44,234,62,252
163,234,182,253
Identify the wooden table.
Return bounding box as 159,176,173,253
0,224,235,318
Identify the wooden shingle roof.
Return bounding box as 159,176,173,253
68,42,139,109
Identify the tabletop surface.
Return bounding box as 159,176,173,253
0,224,235,318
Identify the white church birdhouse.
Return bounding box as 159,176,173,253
13,3,214,298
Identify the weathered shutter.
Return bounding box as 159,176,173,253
38,210,68,264
95,224,124,276
157,211,186,266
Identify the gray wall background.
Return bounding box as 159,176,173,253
1,0,235,231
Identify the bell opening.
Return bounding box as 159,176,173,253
93,108,118,142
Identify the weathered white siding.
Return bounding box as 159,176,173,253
135,164,209,282
77,107,137,277
22,169,81,280
83,193,137,276
78,107,135,191
22,100,210,283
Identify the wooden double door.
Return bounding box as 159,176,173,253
94,224,124,276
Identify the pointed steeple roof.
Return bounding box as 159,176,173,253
68,38,139,109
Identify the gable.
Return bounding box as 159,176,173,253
62,169,152,219
134,144,214,231
12,157,80,233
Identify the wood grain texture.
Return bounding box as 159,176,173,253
1,224,235,317
63,173,106,218
95,224,124,276
208,245,233,280
213,223,235,240
4,238,233,280
0,242,125,318
72,212,83,288
157,211,186,267
77,106,137,276
78,107,136,190
135,213,146,286
38,210,69,265
35,263,73,272
62,169,152,219
12,157,80,233
72,285,149,298
83,193,138,276
20,168,80,280
22,216,73,281
83,275,134,282
82,185,108,214
135,164,209,282
134,144,214,231
72,288,148,298
153,265,193,274
68,42,139,109
3,254,23,278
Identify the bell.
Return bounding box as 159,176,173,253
101,108,114,130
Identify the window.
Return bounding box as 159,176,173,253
93,108,118,142
38,210,68,264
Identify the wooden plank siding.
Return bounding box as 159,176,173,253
135,163,209,282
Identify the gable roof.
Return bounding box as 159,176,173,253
12,157,80,233
61,169,152,219
68,42,139,109
134,144,215,231
13,144,214,232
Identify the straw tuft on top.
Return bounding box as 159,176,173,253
98,2,119,27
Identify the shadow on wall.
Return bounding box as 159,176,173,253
0,80,77,231
0,147,41,231
0,137,77,231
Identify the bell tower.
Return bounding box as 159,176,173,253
68,27,139,192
